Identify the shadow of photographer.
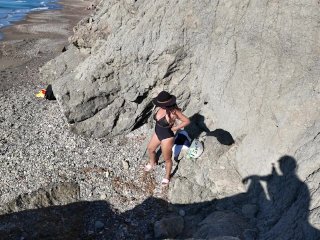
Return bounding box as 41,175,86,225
0,155,318,239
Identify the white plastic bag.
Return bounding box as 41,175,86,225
187,138,203,159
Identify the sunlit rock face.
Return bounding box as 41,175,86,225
40,0,320,238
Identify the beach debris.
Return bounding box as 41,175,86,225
35,89,46,98
35,84,56,100
122,160,130,170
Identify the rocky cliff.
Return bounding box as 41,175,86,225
39,0,320,239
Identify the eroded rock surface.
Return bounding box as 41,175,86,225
39,0,320,239
0,182,79,215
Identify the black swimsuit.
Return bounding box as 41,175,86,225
154,110,174,141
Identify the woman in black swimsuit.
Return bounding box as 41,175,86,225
144,91,190,186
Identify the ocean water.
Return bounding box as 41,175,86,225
0,0,61,30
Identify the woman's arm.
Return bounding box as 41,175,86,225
171,110,190,132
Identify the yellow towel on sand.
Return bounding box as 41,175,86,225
35,89,46,98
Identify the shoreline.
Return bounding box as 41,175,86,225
0,0,62,41
0,0,91,90
0,0,89,41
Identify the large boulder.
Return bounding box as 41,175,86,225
40,0,320,238
169,135,245,204
154,215,184,238
41,0,319,174
194,211,252,239
0,182,79,214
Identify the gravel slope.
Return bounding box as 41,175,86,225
0,83,169,206
0,0,170,213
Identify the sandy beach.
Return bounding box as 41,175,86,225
0,0,91,91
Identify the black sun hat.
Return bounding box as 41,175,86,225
152,91,176,108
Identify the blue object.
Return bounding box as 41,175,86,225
0,0,61,37
172,130,191,160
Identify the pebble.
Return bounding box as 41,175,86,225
94,220,104,231
122,160,130,170
0,43,170,238
0,83,164,213
179,209,186,216
100,193,107,200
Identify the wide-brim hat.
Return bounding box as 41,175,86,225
152,91,176,108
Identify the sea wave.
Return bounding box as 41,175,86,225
0,0,61,31
30,7,49,11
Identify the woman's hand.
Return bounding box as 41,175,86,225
171,126,179,132
174,110,190,130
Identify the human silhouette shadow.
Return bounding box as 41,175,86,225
242,155,320,240
0,156,319,239
185,113,234,145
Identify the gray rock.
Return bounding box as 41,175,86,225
42,0,319,178
243,229,257,240
94,220,104,231
194,211,251,239
179,209,186,217
122,160,130,170
154,215,184,239
99,193,107,200
241,204,258,219
212,237,240,240
0,182,80,214
39,45,87,85
169,137,245,204
37,0,320,239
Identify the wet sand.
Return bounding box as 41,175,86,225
0,0,92,91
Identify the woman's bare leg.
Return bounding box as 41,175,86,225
147,133,161,166
161,137,175,180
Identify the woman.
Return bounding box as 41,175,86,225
144,91,190,186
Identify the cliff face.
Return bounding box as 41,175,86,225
40,0,320,238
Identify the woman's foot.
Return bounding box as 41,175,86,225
161,178,170,186
144,163,155,172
